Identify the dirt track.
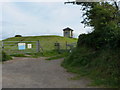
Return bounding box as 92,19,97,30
2,57,94,88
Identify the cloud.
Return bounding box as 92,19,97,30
3,3,40,24
0,3,2,40
0,0,71,2
2,2,91,39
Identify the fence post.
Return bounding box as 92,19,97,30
36,40,40,53
2,41,4,50
66,41,67,50
58,43,60,53
54,42,60,53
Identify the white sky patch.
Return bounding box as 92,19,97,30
0,0,72,2
0,3,2,40
0,0,120,3
119,1,120,10
2,3,39,24
0,3,2,90
2,2,91,39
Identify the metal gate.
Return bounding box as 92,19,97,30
2,41,41,55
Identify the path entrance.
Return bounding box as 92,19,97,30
2,57,94,88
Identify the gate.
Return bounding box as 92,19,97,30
2,41,41,55
54,42,77,53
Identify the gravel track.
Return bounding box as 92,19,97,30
2,57,94,88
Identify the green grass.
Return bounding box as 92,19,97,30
23,50,69,59
46,51,69,60
2,35,77,61
68,75,82,80
25,50,59,58
3,35,77,55
62,46,120,88
1,51,12,62
10,53,27,57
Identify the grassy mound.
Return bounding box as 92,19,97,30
3,35,77,51
2,35,77,58
62,46,120,88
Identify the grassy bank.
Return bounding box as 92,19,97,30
1,51,12,62
3,35,77,55
2,35,77,61
62,46,120,88
4,35,77,51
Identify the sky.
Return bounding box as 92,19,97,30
0,1,93,40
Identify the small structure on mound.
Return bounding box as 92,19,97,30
63,27,73,38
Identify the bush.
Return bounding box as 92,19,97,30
15,35,22,37
10,53,27,57
62,46,120,88
78,27,120,50
2,51,12,61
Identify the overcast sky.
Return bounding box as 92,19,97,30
0,1,92,40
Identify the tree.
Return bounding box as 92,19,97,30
15,35,22,37
65,0,120,49
65,0,120,28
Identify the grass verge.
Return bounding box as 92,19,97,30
46,52,69,60
10,53,28,57
61,46,120,88
2,51,12,62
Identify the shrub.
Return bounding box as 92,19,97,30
2,51,12,61
62,46,120,88
15,35,22,37
10,53,27,57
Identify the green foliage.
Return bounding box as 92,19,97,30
26,50,68,58
2,51,12,62
25,50,59,58
62,47,120,88
46,52,68,60
81,2,119,29
10,53,27,57
15,35,22,37
62,1,120,88
78,28,120,50
68,75,82,80
77,1,120,50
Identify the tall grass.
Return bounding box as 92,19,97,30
62,46,120,88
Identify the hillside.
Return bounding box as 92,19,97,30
3,35,77,54
4,35,77,42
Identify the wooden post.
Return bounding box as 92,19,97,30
54,42,60,53
66,41,67,50
36,40,40,52
58,43,60,53
2,41,4,50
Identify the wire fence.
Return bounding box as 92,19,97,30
2,40,77,55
